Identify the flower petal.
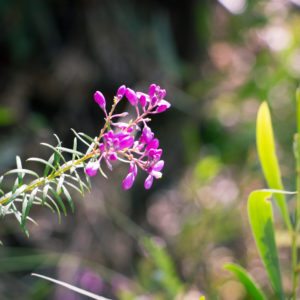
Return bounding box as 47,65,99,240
85,161,100,177
153,160,164,172
144,175,154,190
94,91,106,111
122,172,135,190
125,88,138,106
155,100,171,113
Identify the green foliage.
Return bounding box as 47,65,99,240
224,263,267,300
248,190,284,300
32,273,111,300
0,106,15,127
0,130,95,237
141,237,184,299
194,155,222,182
256,102,292,231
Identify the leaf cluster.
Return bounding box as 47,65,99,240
0,130,97,237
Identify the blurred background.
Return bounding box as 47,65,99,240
0,0,300,299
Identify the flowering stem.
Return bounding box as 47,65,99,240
0,93,145,206
0,152,95,206
0,97,123,206
96,97,119,146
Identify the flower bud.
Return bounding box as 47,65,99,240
125,88,138,106
94,91,106,111
117,85,126,99
149,84,157,97
85,161,100,177
155,100,171,113
144,175,154,190
122,172,135,190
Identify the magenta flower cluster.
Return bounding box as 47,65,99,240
85,84,170,190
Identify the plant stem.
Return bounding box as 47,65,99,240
0,152,95,206
0,97,121,207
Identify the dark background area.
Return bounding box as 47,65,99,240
0,0,300,299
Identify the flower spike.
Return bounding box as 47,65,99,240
85,83,170,190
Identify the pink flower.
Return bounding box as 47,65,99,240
140,126,154,144
149,84,157,98
122,172,135,190
119,136,134,150
89,83,170,189
144,175,154,190
94,91,106,112
85,160,100,177
125,88,138,106
146,138,159,151
155,100,171,113
149,160,164,178
117,85,126,99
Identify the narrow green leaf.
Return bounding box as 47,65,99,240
256,102,291,231
64,180,83,195
21,195,29,226
72,137,78,161
56,146,83,156
12,204,29,237
71,129,91,147
16,156,24,185
8,184,29,205
21,188,38,227
66,172,90,193
32,273,111,300
142,237,183,297
27,157,56,172
40,143,66,163
44,193,62,223
248,190,284,300
0,175,4,196
56,175,65,195
77,130,98,144
224,263,267,300
44,153,55,177
52,135,63,168
98,165,108,179
12,177,19,194
5,169,39,178
62,185,74,212
48,187,67,216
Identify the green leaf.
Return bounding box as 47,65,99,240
61,185,74,213
48,187,67,216
224,263,267,300
40,143,66,163
43,192,62,223
71,129,91,147
0,176,4,196
56,146,84,156
67,171,90,193
32,273,111,300
248,190,284,300
27,157,56,172
5,169,39,178
56,175,65,195
256,102,291,231
72,137,78,161
16,156,24,185
142,237,183,298
64,180,83,195
21,188,38,228
44,153,55,177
